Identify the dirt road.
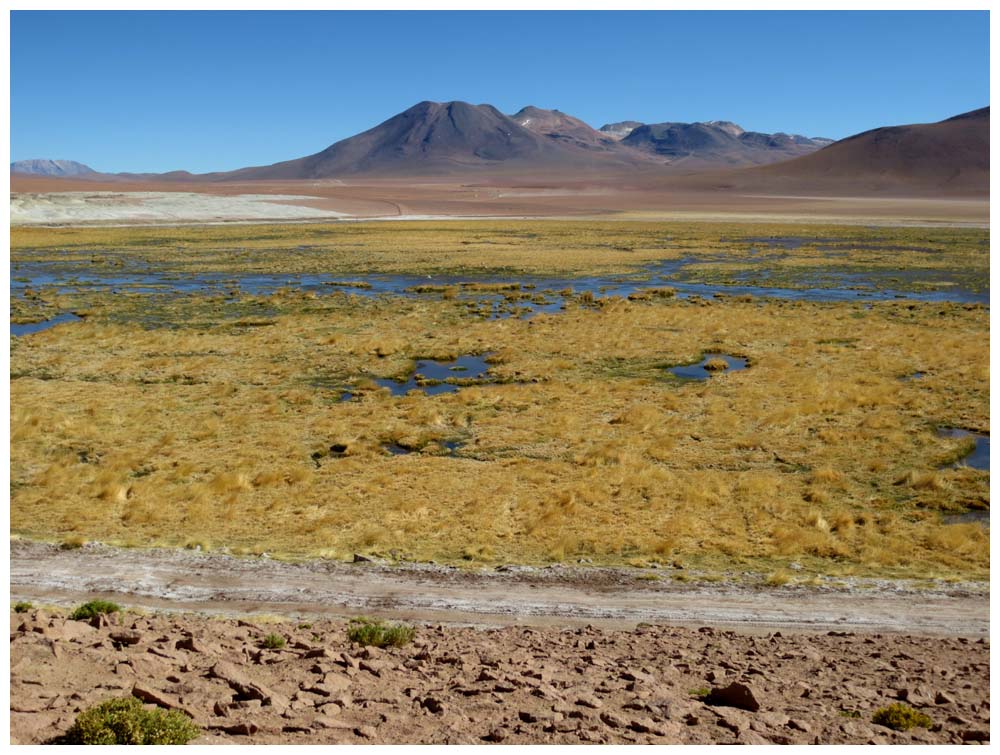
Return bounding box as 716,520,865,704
9,541,987,636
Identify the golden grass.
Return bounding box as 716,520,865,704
10,220,989,286
8,222,990,581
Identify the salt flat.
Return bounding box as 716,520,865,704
10,191,345,225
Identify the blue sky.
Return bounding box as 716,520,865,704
11,10,990,173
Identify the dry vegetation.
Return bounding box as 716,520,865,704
9,221,989,580
10,220,988,285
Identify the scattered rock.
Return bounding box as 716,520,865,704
176,636,211,654
131,683,185,712
715,708,750,734
217,721,258,736
110,631,142,646
628,717,664,735
420,696,445,714
600,711,626,728
358,660,383,677
209,660,289,711
704,682,762,712
482,728,506,742
313,716,352,731
962,730,989,743
838,720,874,739
303,647,333,659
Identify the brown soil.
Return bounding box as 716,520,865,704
9,606,989,744
10,173,988,226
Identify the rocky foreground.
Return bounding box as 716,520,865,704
9,609,990,745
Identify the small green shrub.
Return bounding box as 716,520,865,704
872,703,933,731
69,600,121,621
13,601,33,614
64,696,200,744
688,687,710,699
346,616,416,648
261,633,286,649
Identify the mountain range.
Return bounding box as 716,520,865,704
212,102,833,179
10,102,835,179
619,120,832,168
10,102,989,195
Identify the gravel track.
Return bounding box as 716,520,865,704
9,541,988,636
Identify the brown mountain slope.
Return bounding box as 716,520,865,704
509,106,621,151
744,107,989,195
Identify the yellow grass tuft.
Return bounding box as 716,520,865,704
895,470,948,491
765,570,792,586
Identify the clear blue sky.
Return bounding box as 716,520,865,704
11,10,990,174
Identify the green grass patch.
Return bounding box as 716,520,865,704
69,600,121,621
346,616,416,648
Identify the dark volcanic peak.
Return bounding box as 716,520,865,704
304,99,550,175
599,121,644,140
623,121,831,168
11,159,95,177
753,106,989,195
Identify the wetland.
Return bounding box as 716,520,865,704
9,220,989,582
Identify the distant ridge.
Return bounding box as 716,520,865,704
11,159,95,177
747,107,989,194
621,121,832,168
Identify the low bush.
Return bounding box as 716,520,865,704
261,633,286,649
13,601,33,613
872,703,933,731
64,696,200,744
346,616,416,648
69,600,121,621
60,536,87,550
